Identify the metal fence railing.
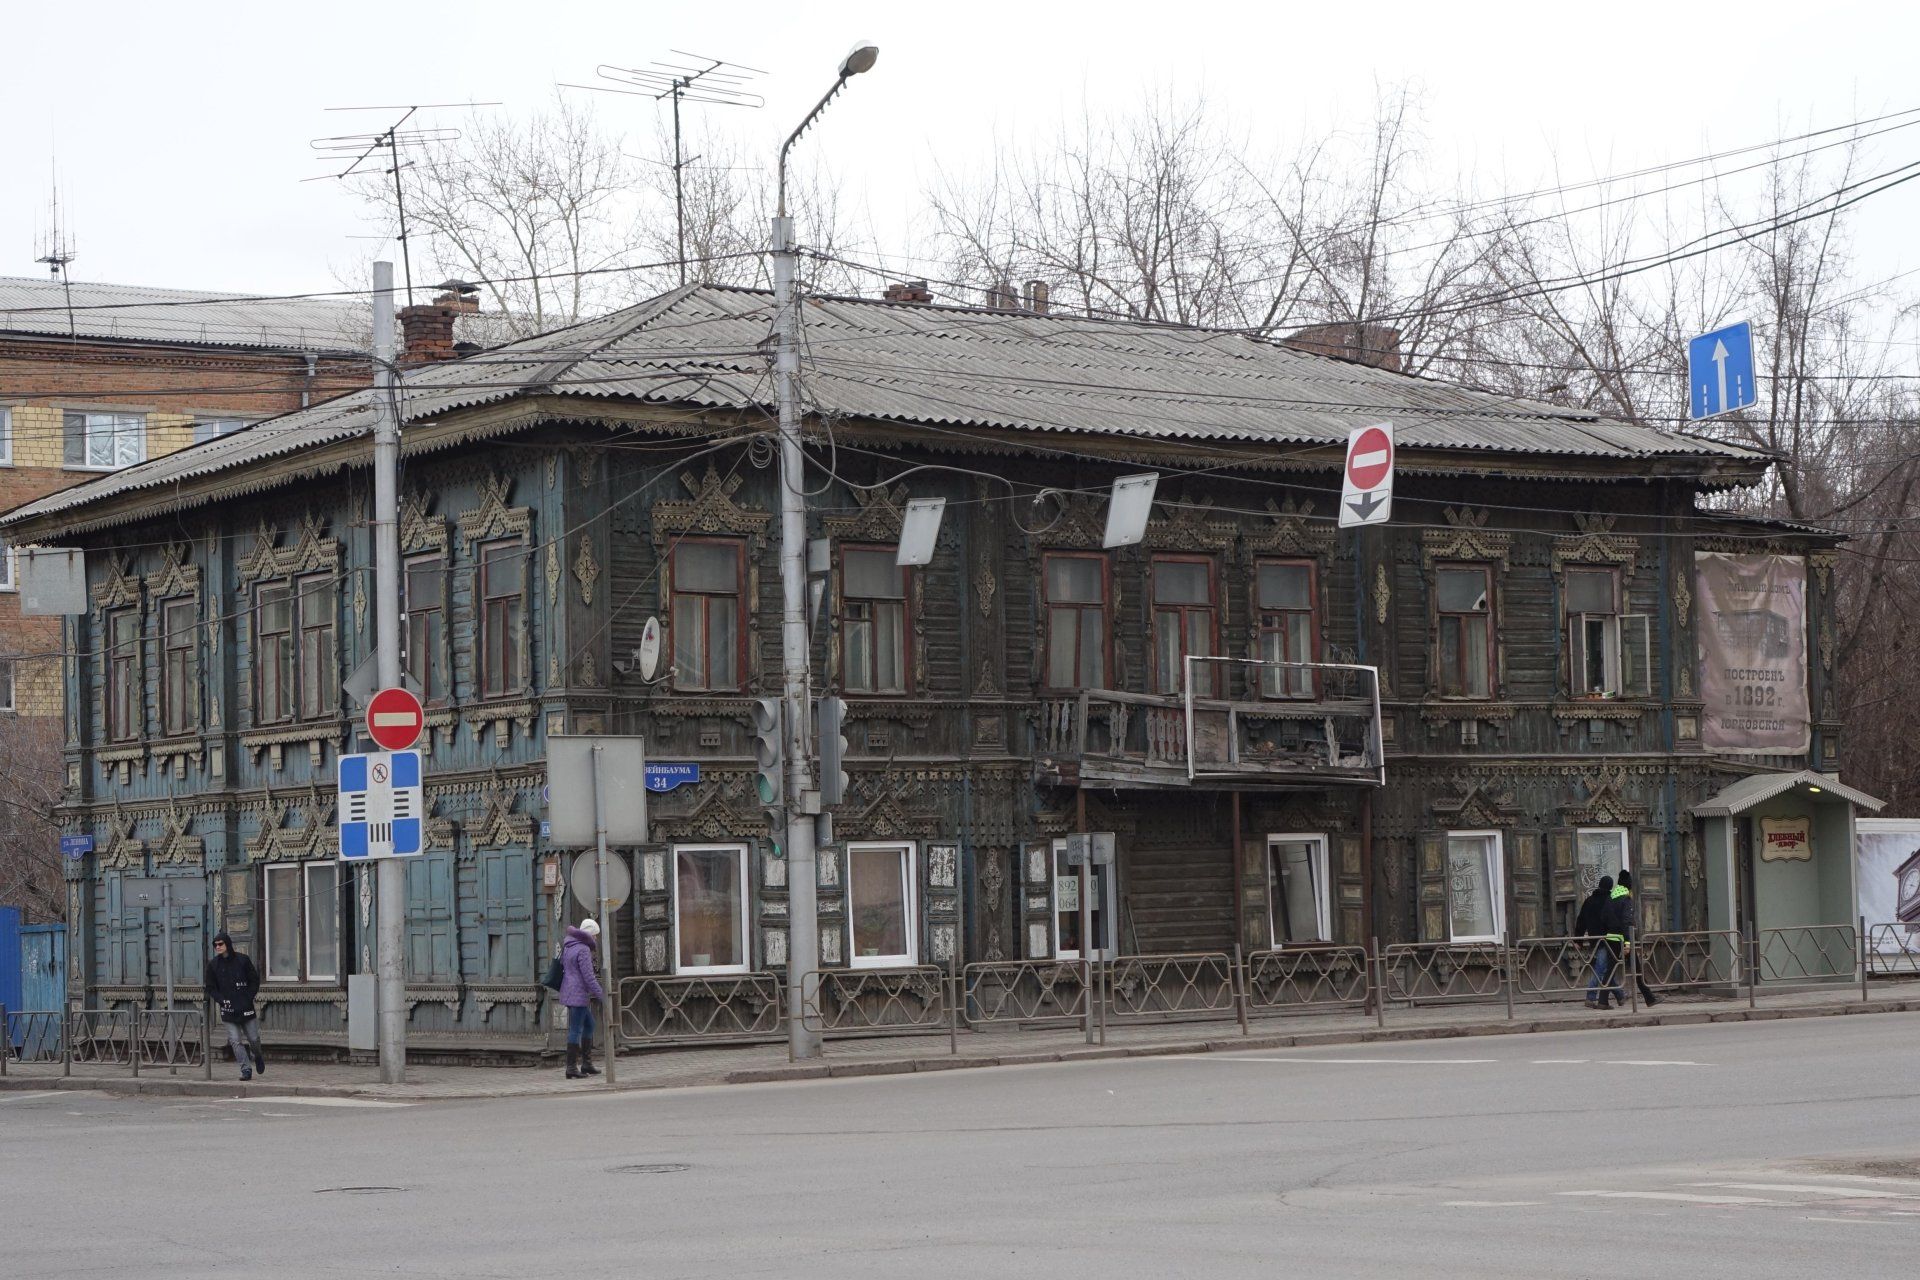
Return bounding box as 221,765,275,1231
961,960,1091,1028
2,1005,213,1080
1512,936,1607,1002
1105,952,1238,1021
1382,941,1510,1004
1757,924,1858,982
1242,946,1371,1013
1867,923,1920,977
1636,930,1745,991
801,966,949,1035
615,974,785,1046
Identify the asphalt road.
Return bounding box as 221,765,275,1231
7,1015,1919,1278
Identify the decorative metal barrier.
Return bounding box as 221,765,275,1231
1635,930,1744,991
801,966,948,1034
138,1009,208,1069
1757,925,1858,982
1105,952,1237,1020
615,973,784,1046
1383,942,1509,1004
1867,923,1920,977
67,1009,135,1064
962,960,1090,1027
1512,936,1607,1002
4,1010,65,1064
1242,946,1370,1012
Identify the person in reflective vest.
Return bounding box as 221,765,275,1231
1577,876,1621,1008
1605,871,1660,1009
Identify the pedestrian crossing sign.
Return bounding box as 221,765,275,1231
338,749,425,859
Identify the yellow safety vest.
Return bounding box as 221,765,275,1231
1606,884,1631,945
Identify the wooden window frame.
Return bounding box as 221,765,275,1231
1443,829,1506,943
1041,551,1111,692
669,537,748,693
254,582,294,727
104,605,141,743
403,552,449,707
1255,558,1320,700
1266,833,1332,947
846,841,918,968
263,860,340,983
1434,562,1495,700
478,538,529,699
159,596,200,737
1149,554,1220,697
295,572,338,723
839,543,913,696
671,843,752,976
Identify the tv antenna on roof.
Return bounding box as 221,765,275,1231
309,103,496,305
564,51,765,286
35,167,79,338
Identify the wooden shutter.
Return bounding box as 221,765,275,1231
1336,834,1365,945
1622,615,1652,697
405,853,454,981
1548,828,1577,937
1634,828,1665,933
1241,837,1267,952
1511,831,1543,940
1417,832,1448,943
479,850,534,981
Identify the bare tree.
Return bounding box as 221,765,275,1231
0,707,63,924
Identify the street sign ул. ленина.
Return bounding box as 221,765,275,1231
1339,422,1395,528
338,749,425,860
1688,321,1757,420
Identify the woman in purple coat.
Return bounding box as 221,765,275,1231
559,918,605,1079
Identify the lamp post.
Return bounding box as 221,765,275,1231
773,42,878,1062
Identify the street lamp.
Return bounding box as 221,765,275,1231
771,42,878,1062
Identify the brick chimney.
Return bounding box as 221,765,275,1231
882,280,934,303
399,280,482,366
1024,280,1050,314
1280,322,1402,372
984,281,1020,310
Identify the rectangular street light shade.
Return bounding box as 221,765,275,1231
19,548,87,615
1103,473,1160,548
896,498,946,566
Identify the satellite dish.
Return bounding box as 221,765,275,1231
638,616,662,682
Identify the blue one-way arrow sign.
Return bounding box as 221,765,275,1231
1688,321,1757,420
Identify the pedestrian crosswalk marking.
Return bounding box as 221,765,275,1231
1690,1181,1917,1200
1558,1190,1776,1205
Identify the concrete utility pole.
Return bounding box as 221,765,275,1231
371,261,408,1084
772,42,878,1062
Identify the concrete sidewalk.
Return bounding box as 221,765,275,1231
8,978,1916,1102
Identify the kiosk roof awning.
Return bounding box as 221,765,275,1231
1692,770,1884,818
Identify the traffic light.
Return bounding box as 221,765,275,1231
817,695,849,806
752,697,784,808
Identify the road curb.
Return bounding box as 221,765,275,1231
8,996,1916,1101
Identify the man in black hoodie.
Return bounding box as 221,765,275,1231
1575,875,1622,1008
203,932,266,1080
1609,871,1660,1008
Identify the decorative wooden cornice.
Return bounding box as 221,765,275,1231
1421,507,1511,570
245,787,336,863
399,490,449,555
144,542,201,599
237,513,341,584
1430,780,1521,828
469,782,534,849
650,463,771,548
823,483,908,543
456,472,531,544
1558,769,1650,825
1239,496,1333,561
91,556,141,613
1551,513,1639,576
1141,496,1239,553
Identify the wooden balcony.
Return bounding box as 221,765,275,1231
1036,663,1383,791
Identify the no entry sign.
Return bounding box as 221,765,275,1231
366,686,426,751
1339,422,1395,528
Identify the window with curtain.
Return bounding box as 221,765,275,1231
847,843,915,966
255,584,294,725
1043,552,1107,690
1256,560,1317,698
479,540,526,697
404,555,447,704
1435,564,1493,698
674,844,749,973
296,573,337,721
160,597,199,736
1445,832,1504,942
1150,556,1217,696
1268,836,1330,945
263,861,340,981
672,539,744,691
841,547,908,694
63,411,145,470
105,606,140,741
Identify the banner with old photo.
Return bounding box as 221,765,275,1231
1856,819,1920,954
1695,552,1810,755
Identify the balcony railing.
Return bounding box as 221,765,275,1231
1038,659,1383,789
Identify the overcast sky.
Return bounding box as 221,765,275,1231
4,0,1915,343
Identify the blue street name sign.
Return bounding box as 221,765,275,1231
59,834,94,860
339,749,425,860
1688,321,1757,420
644,762,701,793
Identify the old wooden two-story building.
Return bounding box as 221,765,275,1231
0,283,1859,1049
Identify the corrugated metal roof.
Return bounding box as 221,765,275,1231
1691,770,1883,816
0,276,366,353
2,283,1772,534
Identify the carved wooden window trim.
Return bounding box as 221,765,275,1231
1040,551,1110,692
404,552,450,707
1254,557,1320,700
1433,562,1495,700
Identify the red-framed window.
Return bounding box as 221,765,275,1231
1043,552,1109,690
1150,555,1218,696
671,538,746,692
